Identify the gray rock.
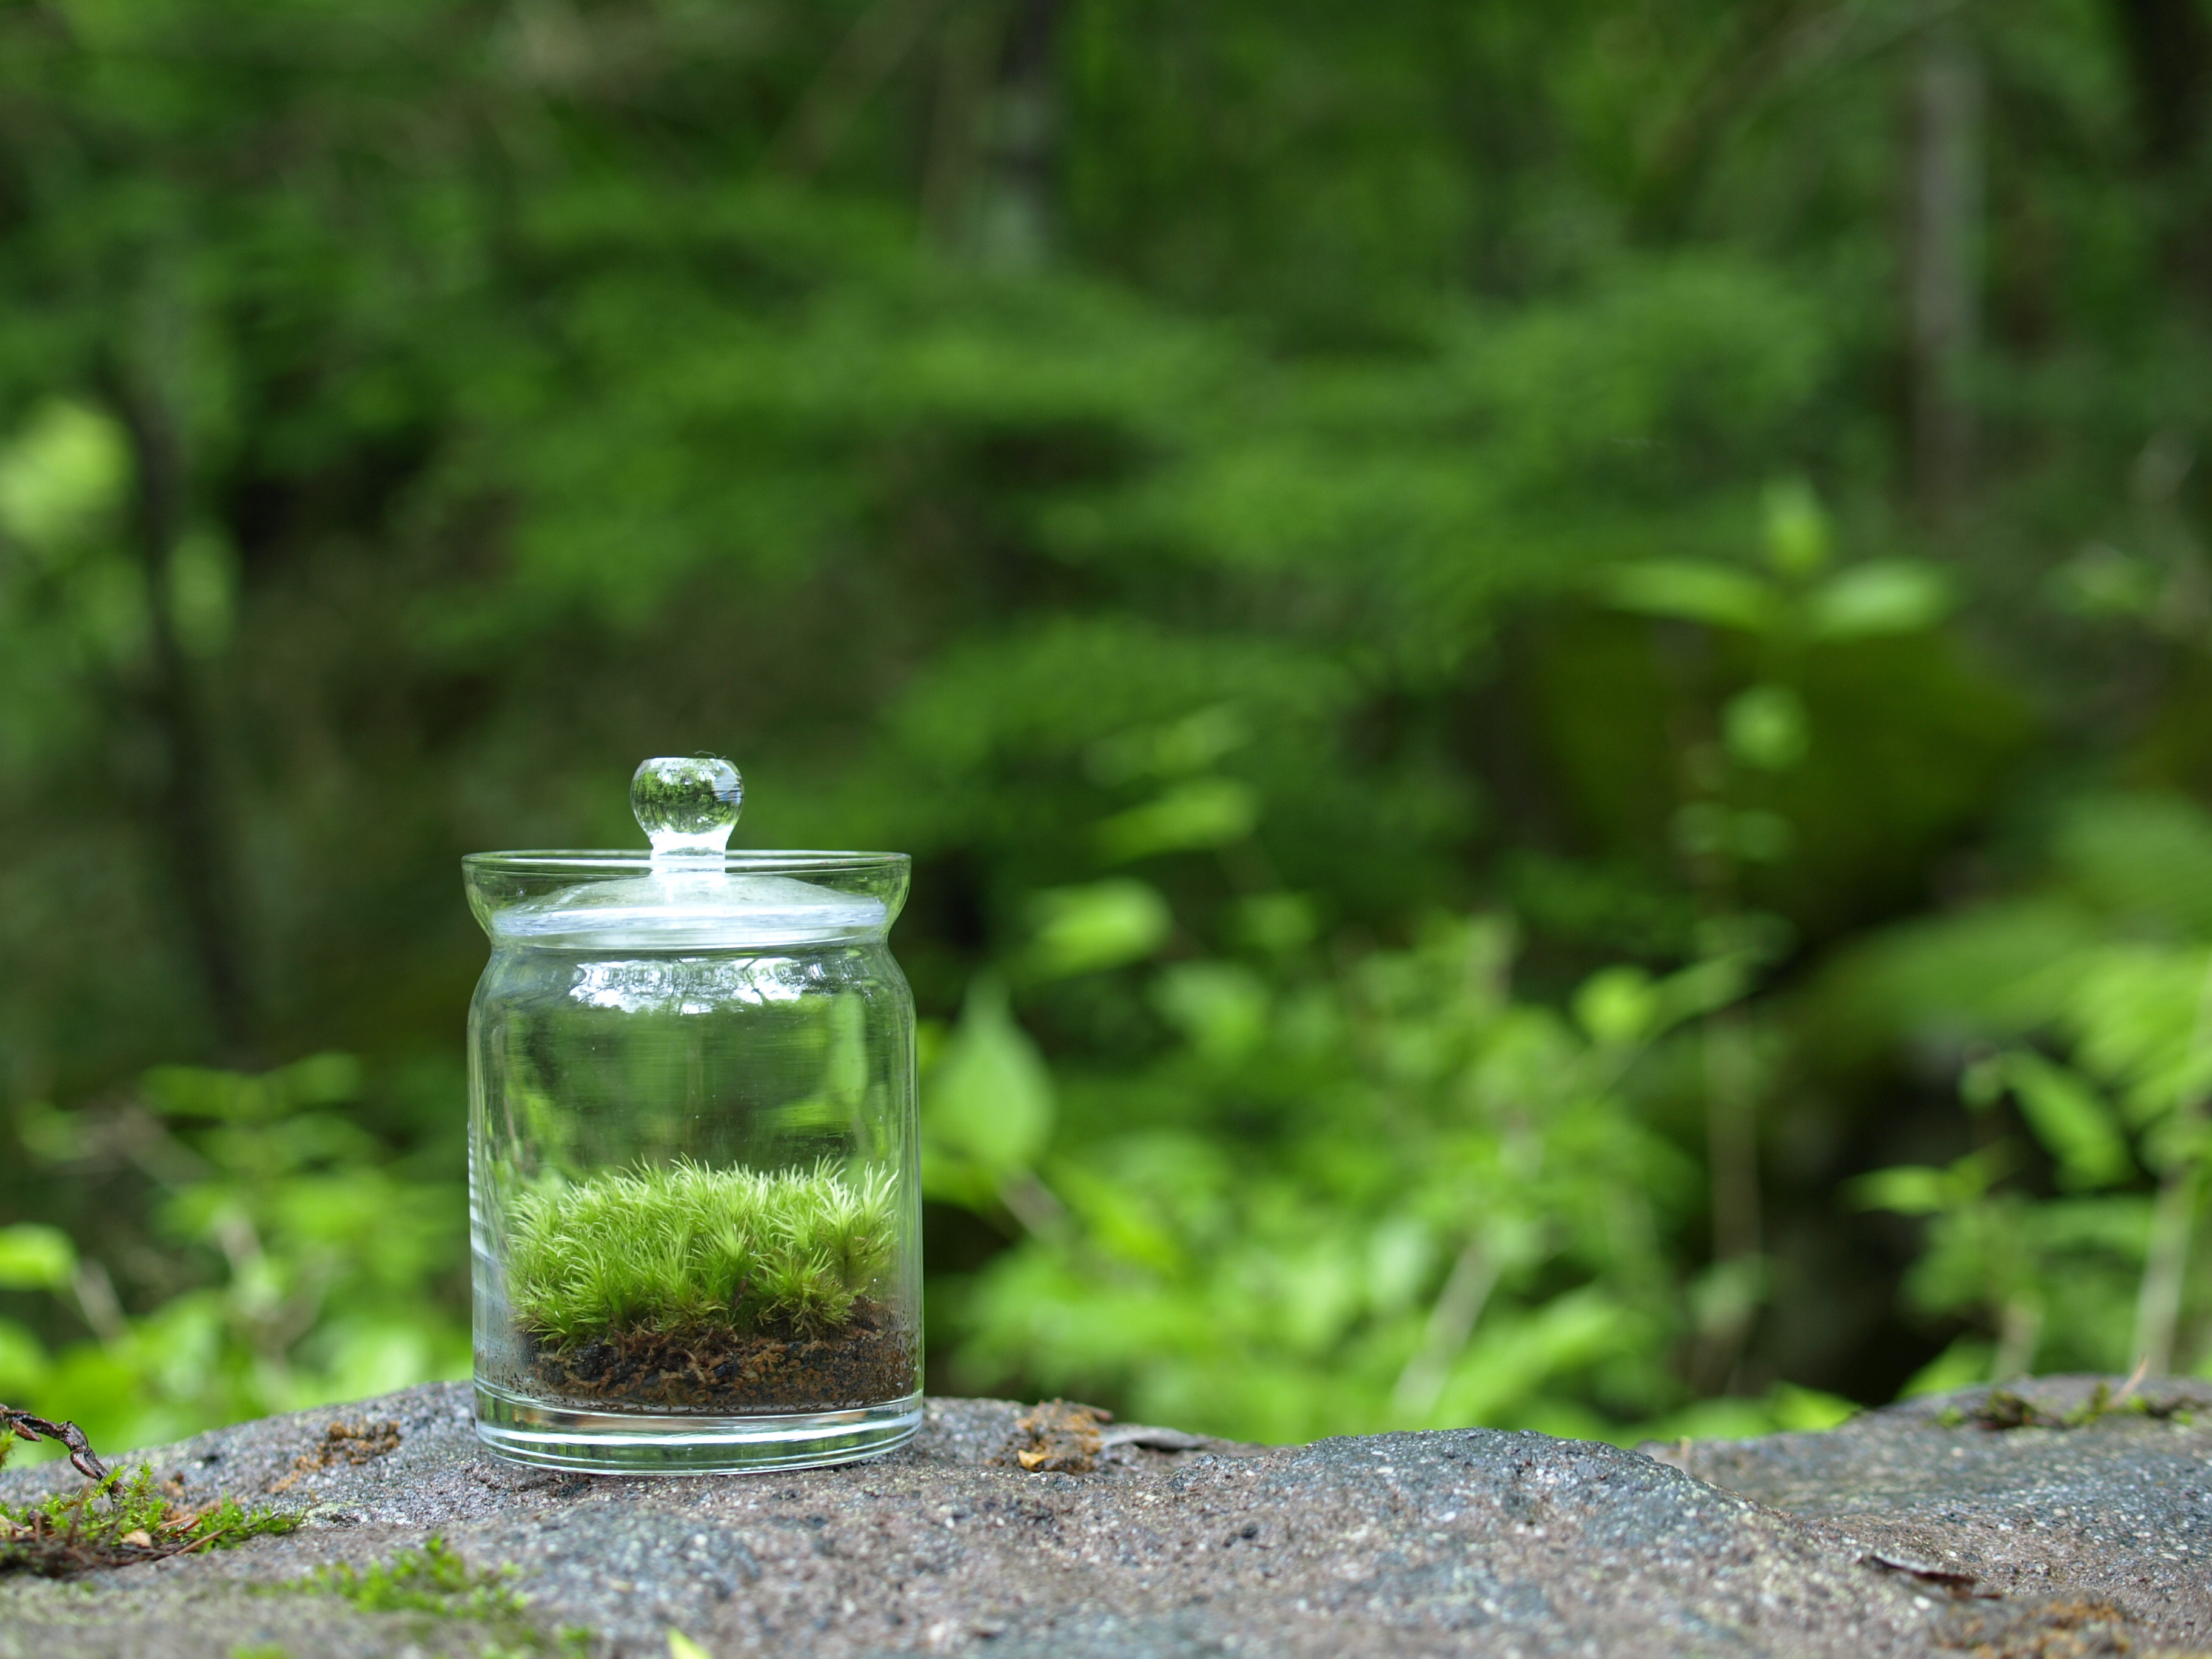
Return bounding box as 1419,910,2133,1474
2,1376,2207,1657
1668,1372,2212,1651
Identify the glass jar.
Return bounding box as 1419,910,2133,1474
464,757,920,1473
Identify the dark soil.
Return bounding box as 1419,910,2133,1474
526,1296,917,1413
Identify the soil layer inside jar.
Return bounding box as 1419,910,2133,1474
525,1295,916,1413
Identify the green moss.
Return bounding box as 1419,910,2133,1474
507,1160,897,1347
291,1535,526,1618
1952,1382,2196,1432
1,1463,298,1575
264,1536,595,1655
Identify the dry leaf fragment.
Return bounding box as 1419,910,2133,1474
1006,1400,1108,1473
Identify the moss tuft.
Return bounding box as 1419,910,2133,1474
263,1535,595,1653
507,1159,897,1347
2,1462,298,1577
289,1535,526,1617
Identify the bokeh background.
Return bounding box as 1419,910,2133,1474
4,0,2212,1459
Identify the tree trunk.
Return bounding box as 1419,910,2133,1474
925,0,1066,269
771,0,954,181
105,370,253,1059
1904,22,1982,528
2110,0,2212,167
2110,0,2212,291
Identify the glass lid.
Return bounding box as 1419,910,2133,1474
463,757,904,948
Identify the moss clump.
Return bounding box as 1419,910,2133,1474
1,1462,298,1577
261,1535,594,1654
1959,1380,2194,1432
283,1535,526,1617
507,1159,897,1349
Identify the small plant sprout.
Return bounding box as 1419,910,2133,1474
507,1159,897,1348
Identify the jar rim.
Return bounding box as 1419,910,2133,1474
462,849,910,947
463,850,909,877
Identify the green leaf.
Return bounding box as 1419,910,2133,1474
1600,561,1779,633
1992,1051,2134,1190
1761,478,1832,577
923,978,1056,1181
1900,1336,1994,1396
141,1065,274,1120
1671,803,1793,863
670,1634,714,1659
1573,964,1658,1046
1096,778,1259,862
0,1222,75,1290
1152,961,1270,1062
1085,703,1252,783
1230,892,1317,953
1053,1162,1185,1273
0,1316,49,1396
1803,561,1953,638
2046,545,2160,619
1721,683,1809,771
1646,954,1755,1032
1851,1147,2012,1215
2051,794,2212,936
1960,1053,2007,1110
141,1053,361,1121
1432,1289,1627,1425
275,1053,365,1108
1026,879,1174,977
1848,1165,1951,1215
168,527,238,659
0,399,130,555
1769,1382,1857,1431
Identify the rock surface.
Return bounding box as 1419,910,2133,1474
0,1375,2205,1657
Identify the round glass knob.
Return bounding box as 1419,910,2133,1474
632,756,743,859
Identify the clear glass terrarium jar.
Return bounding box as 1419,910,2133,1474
464,757,920,1473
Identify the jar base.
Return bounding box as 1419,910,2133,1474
472,1382,922,1474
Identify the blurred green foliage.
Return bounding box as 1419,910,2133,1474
1,1056,466,1456
1842,792,2212,1389
3,0,2211,1456
926,908,1743,1443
